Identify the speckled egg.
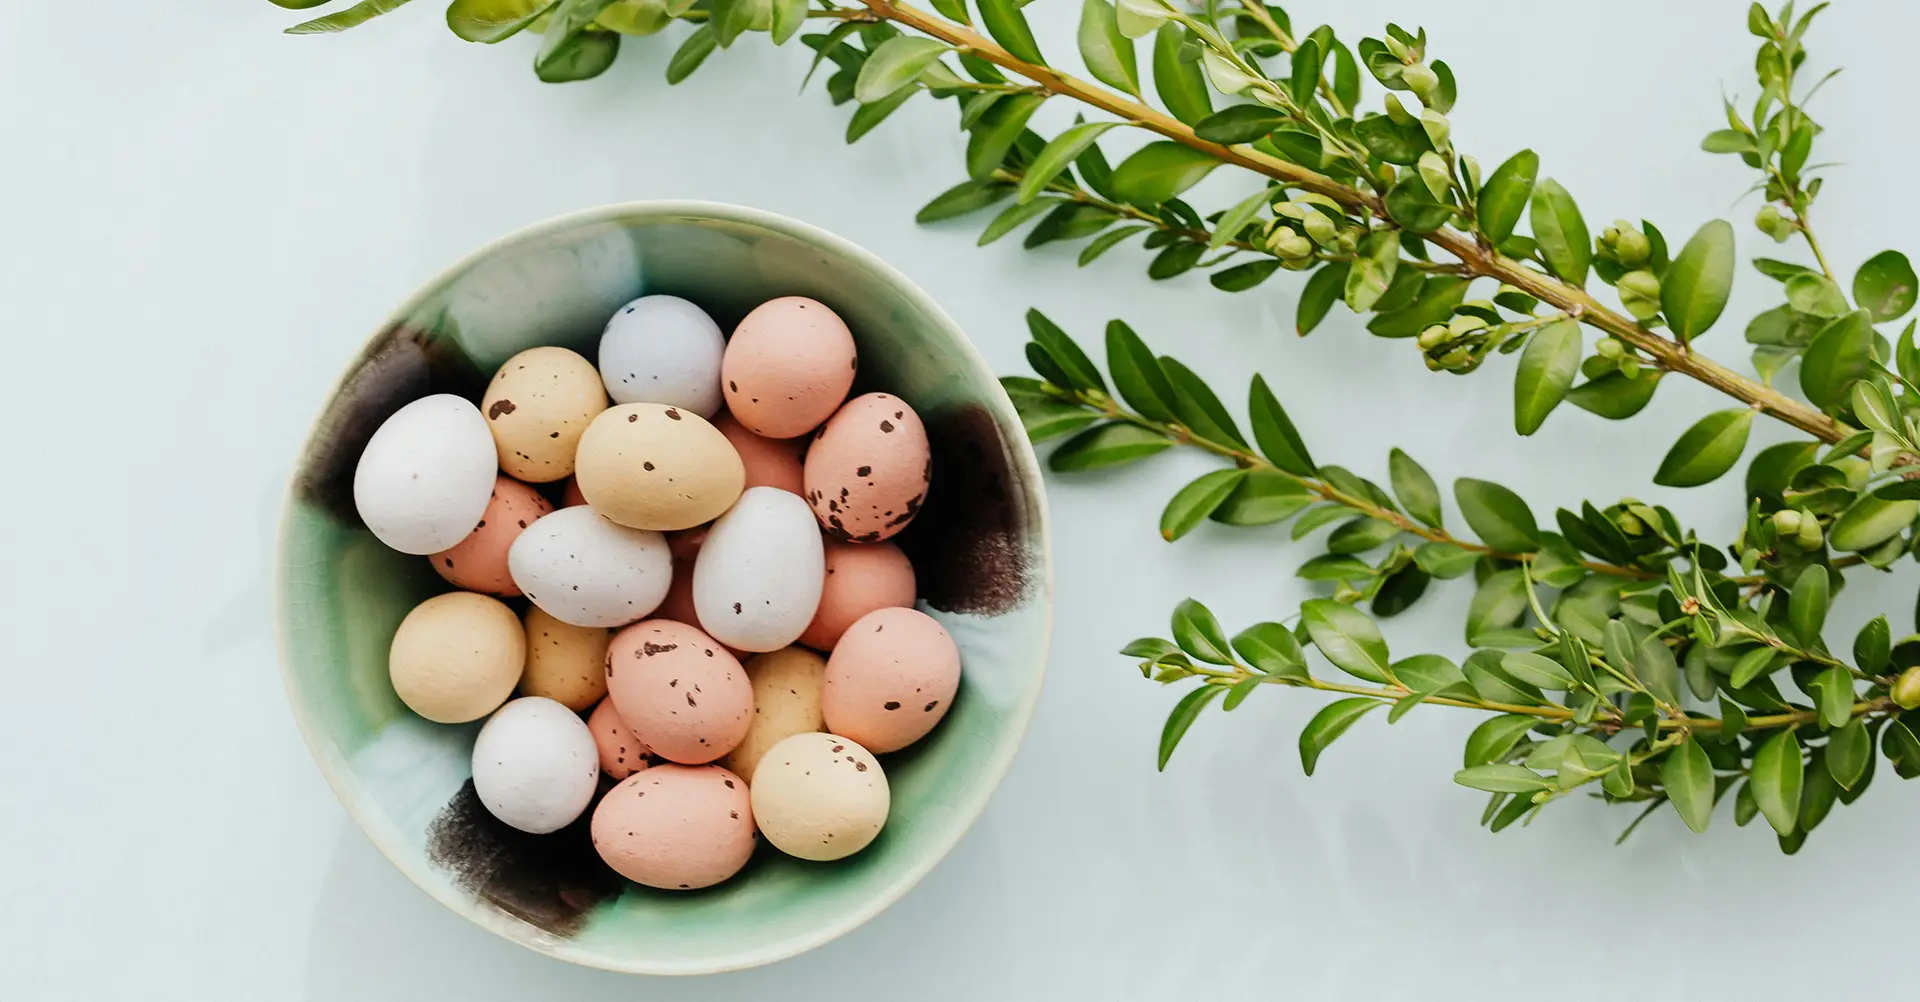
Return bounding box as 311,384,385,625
431,476,553,596
353,394,497,555
803,393,930,542
518,604,611,711
480,346,608,483
598,295,726,417
721,647,827,782
721,296,857,439
693,487,825,653
750,732,889,862
654,528,746,659
821,606,960,753
590,764,755,890
605,619,753,764
715,411,806,495
588,696,651,780
507,506,672,628
471,696,600,834
799,540,916,651
388,591,525,724
574,403,745,531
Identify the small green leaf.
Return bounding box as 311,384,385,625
1662,738,1715,833
1152,24,1212,124
1104,320,1177,422
1210,260,1282,292
1025,310,1104,393
1660,220,1736,343
1854,616,1892,675
1786,273,1850,317
286,0,413,34
1529,178,1591,286
1157,684,1222,770
1344,230,1402,312
1017,122,1120,203
1232,622,1309,681
1729,646,1781,690
1789,565,1830,649
1367,276,1471,339
965,93,1046,180
1171,598,1232,664
1248,375,1316,476
1475,149,1537,244
929,0,970,24
1160,357,1247,446
1120,637,1178,660
1463,714,1538,768
978,197,1059,245
1160,469,1246,541
1886,715,1920,776
1014,398,1100,441
1296,263,1349,335
1108,142,1221,206
854,37,951,104
917,179,1015,223
1193,106,1290,144
1412,541,1477,579
1829,494,1920,552
1512,319,1582,435
1211,469,1312,525
1454,479,1540,553
1465,572,1529,648
1633,634,1683,707
977,0,1047,65
1652,408,1753,487
1299,698,1382,775
1391,653,1472,698
1076,0,1140,97
845,85,917,141
1387,449,1442,528
1301,599,1390,684
1384,174,1453,233
1209,188,1270,253
1146,242,1204,280
1048,422,1171,471
769,0,806,43
1326,518,1398,554
1501,652,1574,690
1077,224,1150,266
1454,763,1552,794
535,0,621,82
1854,250,1918,322
1222,677,1262,711
447,0,560,42
1810,664,1854,730
1750,729,1804,837
1567,371,1661,419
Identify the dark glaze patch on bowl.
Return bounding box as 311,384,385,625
895,402,1031,616
424,779,621,937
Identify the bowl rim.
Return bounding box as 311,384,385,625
272,200,1054,976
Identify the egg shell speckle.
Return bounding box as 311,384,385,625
720,297,857,439
803,393,930,543
574,403,744,531
693,487,825,653
471,696,601,834
507,506,671,628
591,764,755,890
431,476,553,596
518,604,611,711
588,696,651,781
598,295,726,417
714,411,806,496
480,346,608,483
353,394,497,555
388,592,525,724
799,540,916,651
821,606,960,753
720,647,827,782
750,732,889,862
605,619,753,764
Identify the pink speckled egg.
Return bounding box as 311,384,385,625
559,476,587,508
803,393,930,543
588,696,651,780
714,411,806,495
590,764,754,890
721,297,857,439
430,476,553,596
799,540,916,651
605,619,753,764
821,606,959,753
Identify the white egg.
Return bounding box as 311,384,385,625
598,295,726,417
508,506,672,628
352,394,497,554
749,732,889,861
694,486,825,652
471,696,601,834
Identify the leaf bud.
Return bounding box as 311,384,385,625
1417,151,1451,200
1272,230,1314,260
1755,204,1793,242
1894,667,1920,709
1795,517,1824,550
1384,93,1416,125
1613,229,1651,268
1417,323,1450,349
1616,269,1663,321
1619,356,1642,379
1302,210,1339,246
1273,202,1310,221
1613,510,1646,536
1833,455,1870,490
1771,509,1804,536
1447,313,1486,336
1401,62,1440,101
1596,337,1624,360
1438,346,1474,370
1335,230,1360,253
1383,34,1413,62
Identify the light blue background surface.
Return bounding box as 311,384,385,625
3,1,1917,999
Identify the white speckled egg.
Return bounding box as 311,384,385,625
507,506,672,628
693,487,825,652
353,394,497,554
750,732,889,861
471,696,601,834
599,295,726,417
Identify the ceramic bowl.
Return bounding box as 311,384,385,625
275,202,1051,974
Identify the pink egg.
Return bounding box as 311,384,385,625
590,765,755,890
606,619,753,764
559,476,587,508
799,540,916,651
430,476,554,596
588,696,650,781
721,297,857,439
714,411,807,495
822,606,960,753
803,393,930,543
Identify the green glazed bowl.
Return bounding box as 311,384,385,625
275,202,1051,974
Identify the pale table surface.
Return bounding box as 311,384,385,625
5,1,1918,999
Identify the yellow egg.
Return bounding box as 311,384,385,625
518,605,612,711
574,403,745,530
481,347,608,483
389,592,525,724
720,647,827,782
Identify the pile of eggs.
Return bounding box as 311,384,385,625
353,294,960,890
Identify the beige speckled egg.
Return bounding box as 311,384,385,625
721,297,857,439
750,732,889,862
605,620,753,764
431,476,553,596
715,411,806,495
821,606,959,753
481,347,608,483
721,647,827,782
389,592,525,724
803,393,930,542
591,764,754,890
799,540,916,651
588,696,651,780
574,403,744,530
518,605,611,711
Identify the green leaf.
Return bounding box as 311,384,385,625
1171,598,1233,664
929,0,970,23
1528,178,1591,286
845,84,917,141
1786,273,1850,318
1017,122,1120,203
1160,357,1247,446
1567,371,1661,419
1146,241,1204,279
1297,263,1349,335
1152,24,1212,125
1734,780,1758,826
534,0,621,82
1661,220,1736,344
1454,479,1540,552
447,0,560,42
854,37,950,104
1014,397,1099,441
1652,408,1753,487
1120,636,1178,660
1464,647,1543,703
979,197,1059,245
1883,715,1920,776
1103,320,1178,422
286,0,413,34
1701,129,1757,154
798,21,863,89
1367,276,1470,338
1211,259,1282,292
1384,174,1453,233
1212,470,1311,526
1222,676,1262,711
1344,230,1401,312
977,0,1046,64
1633,634,1683,707
1048,422,1171,471
768,0,806,43
1233,622,1310,681
1076,0,1140,96
1854,250,1918,322
1799,749,1839,833
1160,469,1246,541
1157,684,1222,769
1290,504,1353,541
966,93,1046,180
1465,571,1529,647
1829,494,1919,552
1299,698,1382,776
665,23,719,81
1750,729,1804,837
1247,375,1316,476
1789,565,1830,650
1454,763,1552,794
1512,318,1581,435
1392,653,1472,698
1109,142,1221,207
1077,224,1149,266
1501,651,1574,690
1208,188,1270,254
1854,616,1891,675
1387,449,1442,528
1729,646,1781,690
1194,106,1289,144
1301,599,1390,684
1810,663,1853,730
1475,149,1537,244
916,178,1014,223
1326,517,1398,554
1662,737,1715,833
1463,714,1539,768
1412,541,1477,578
1025,310,1105,393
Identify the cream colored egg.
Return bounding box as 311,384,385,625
481,346,608,483
750,732,889,861
518,605,611,711
574,403,745,530
388,592,525,723
720,647,827,782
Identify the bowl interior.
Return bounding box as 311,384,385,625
277,203,1050,974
